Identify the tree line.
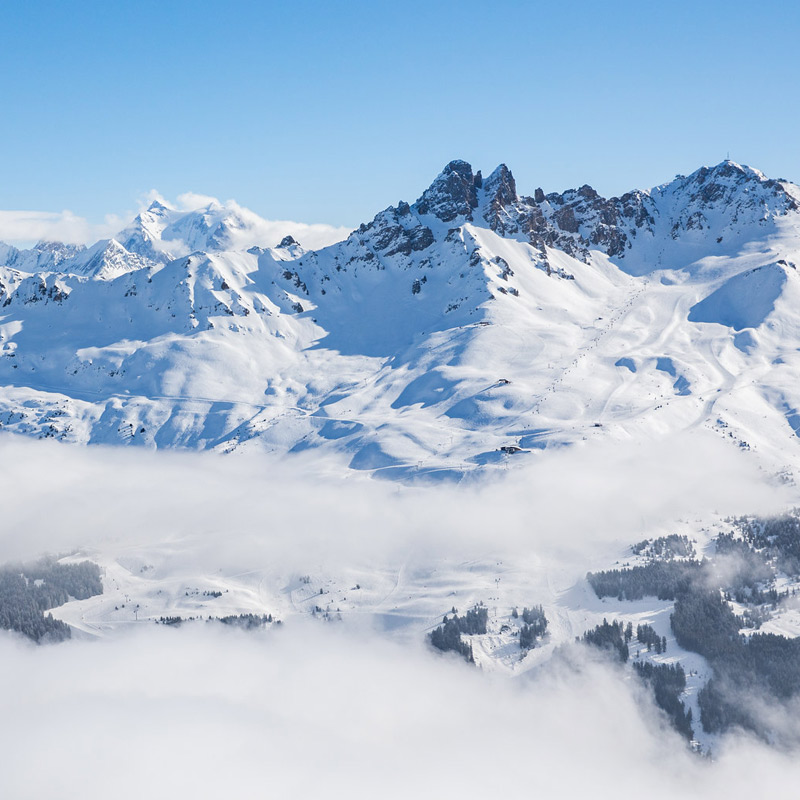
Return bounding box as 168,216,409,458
581,619,693,739
516,605,548,649
632,534,695,560
429,604,490,663
587,560,702,601
0,558,103,643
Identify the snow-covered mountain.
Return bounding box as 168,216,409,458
3,159,800,480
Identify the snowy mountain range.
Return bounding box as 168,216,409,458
3,158,800,481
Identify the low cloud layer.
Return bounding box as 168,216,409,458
0,622,798,799
0,430,788,571
0,431,797,797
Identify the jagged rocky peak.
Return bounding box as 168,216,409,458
279,235,299,248
483,164,518,207
130,200,173,234
527,178,659,259
115,200,181,263
356,201,435,259
665,160,799,213
689,159,769,188
66,237,153,279
34,240,76,255
651,160,800,245
414,159,479,222
480,164,526,236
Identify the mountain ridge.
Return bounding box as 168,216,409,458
2,158,800,482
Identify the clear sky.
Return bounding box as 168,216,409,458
1,0,798,237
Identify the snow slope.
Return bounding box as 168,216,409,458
3,159,800,481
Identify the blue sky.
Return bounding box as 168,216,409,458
1,0,798,236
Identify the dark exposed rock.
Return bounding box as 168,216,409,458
618,190,656,229
485,165,517,205
384,225,434,257
256,157,800,315
415,160,479,222
661,161,799,238
281,269,308,294
525,181,660,260
411,275,428,294
15,276,71,306
553,206,579,234
482,164,520,235
279,235,298,248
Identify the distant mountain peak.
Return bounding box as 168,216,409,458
145,199,172,214
665,159,787,197
653,159,800,243
2,157,799,288
710,158,765,179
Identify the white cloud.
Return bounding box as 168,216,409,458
174,191,221,210
169,190,353,250
0,196,352,251
249,217,352,250
0,622,798,799
0,209,121,246
0,430,788,569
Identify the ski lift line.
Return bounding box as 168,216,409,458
531,279,650,416
11,281,669,447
